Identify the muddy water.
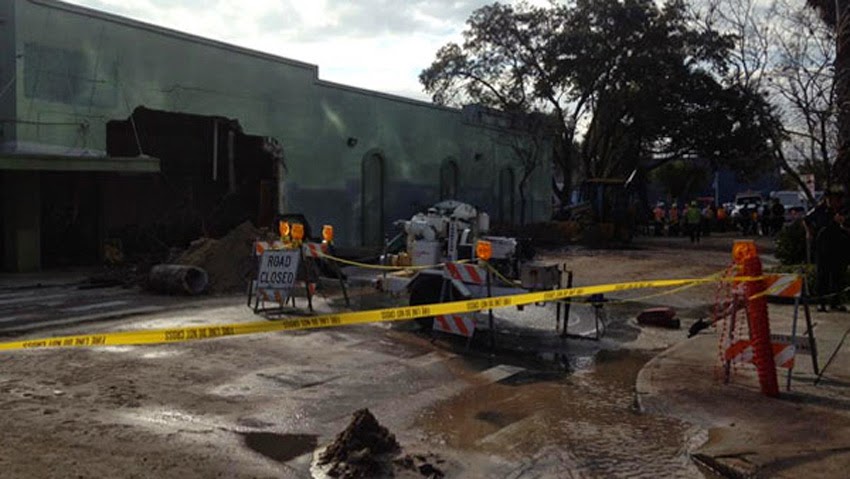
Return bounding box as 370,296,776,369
418,349,704,478
241,432,318,463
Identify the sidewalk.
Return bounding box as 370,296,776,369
637,297,850,477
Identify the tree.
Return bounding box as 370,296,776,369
490,112,557,225
807,0,850,193
421,0,781,203
699,0,837,201
653,160,710,203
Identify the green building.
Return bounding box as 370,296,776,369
0,0,552,272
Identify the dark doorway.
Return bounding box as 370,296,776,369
361,152,385,247
41,172,101,267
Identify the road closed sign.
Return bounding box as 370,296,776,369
256,249,301,303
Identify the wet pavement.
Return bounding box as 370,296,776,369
0,281,228,333
0,236,762,477
417,347,704,478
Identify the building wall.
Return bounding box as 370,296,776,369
10,0,551,247
0,0,16,147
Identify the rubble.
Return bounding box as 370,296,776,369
316,409,445,479
318,409,400,478
176,221,270,294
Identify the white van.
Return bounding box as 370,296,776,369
769,190,819,222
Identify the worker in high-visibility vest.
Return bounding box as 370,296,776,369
716,205,728,232
685,200,702,243
652,203,666,236
668,203,680,237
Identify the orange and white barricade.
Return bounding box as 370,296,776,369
433,315,476,338
445,262,486,285
302,242,328,259
761,274,803,299
725,340,796,369
254,240,285,256
430,262,491,339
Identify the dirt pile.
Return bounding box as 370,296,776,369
317,409,445,479
393,453,446,478
176,221,270,294
318,409,400,478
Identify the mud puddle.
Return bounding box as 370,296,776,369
418,349,705,478
241,432,318,463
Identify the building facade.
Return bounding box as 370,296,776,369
0,0,552,271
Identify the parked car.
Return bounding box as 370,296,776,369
768,190,821,223
729,192,763,233
730,192,764,220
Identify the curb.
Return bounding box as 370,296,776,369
634,333,699,414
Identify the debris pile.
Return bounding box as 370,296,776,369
318,409,401,478
176,221,270,294
316,409,445,479
393,453,446,479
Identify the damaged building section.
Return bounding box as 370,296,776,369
1,0,552,273
104,107,283,262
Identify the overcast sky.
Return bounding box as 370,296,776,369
64,0,543,102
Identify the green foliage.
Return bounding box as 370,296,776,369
419,0,783,184
652,161,709,201
774,220,808,265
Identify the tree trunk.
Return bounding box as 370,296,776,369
837,1,850,192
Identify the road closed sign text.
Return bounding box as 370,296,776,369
256,250,301,301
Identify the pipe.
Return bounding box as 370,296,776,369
148,264,209,295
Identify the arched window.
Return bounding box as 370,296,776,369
499,167,515,224
439,158,459,200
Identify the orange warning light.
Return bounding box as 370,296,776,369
278,221,290,238
291,223,305,241
322,225,334,243
733,240,757,264
476,240,492,261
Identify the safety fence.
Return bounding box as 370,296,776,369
0,275,755,352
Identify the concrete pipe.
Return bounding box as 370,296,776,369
148,264,209,295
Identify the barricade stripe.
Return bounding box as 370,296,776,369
774,344,796,368
725,340,796,369
751,274,803,299
455,316,471,336
446,263,462,282
0,276,765,352
466,265,483,285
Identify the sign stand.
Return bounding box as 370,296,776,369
249,245,302,315
301,242,350,308
721,272,819,390
300,247,314,312
486,267,496,354
556,269,574,338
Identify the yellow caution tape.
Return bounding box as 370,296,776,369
316,251,469,272
0,275,765,352
607,267,736,305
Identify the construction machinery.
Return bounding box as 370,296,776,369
555,177,637,242
373,201,582,337
385,201,529,274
